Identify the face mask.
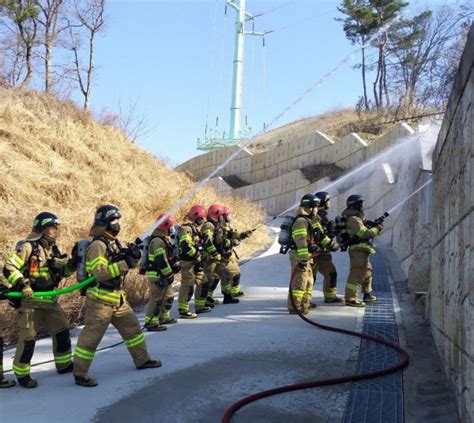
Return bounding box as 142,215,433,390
42,233,56,245
195,217,204,226
108,222,121,235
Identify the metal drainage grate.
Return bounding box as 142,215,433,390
342,252,404,423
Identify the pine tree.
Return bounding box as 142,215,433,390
336,0,377,110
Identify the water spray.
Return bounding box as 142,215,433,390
144,19,403,239
387,179,432,214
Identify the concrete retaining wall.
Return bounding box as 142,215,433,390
429,25,473,423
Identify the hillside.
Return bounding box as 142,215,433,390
0,88,270,340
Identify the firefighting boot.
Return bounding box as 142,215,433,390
223,293,239,304
195,306,212,314
17,375,38,389
363,293,377,302
179,311,198,319
75,375,98,387
0,378,15,388
159,317,178,325
324,297,344,304
345,299,366,308
136,359,162,370
309,302,317,308
57,362,74,374
145,323,167,332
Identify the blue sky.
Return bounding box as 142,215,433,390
85,0,453,165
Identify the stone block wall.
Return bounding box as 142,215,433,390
429,25,473,423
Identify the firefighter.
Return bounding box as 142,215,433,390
144,214,180,331
200,204,239,305
287,194,318,314
219,206,253,299
342,195,382,307
287,194,338,314
73,205,160,387
3,212,76,388
177,205,208,318
313,191,343,304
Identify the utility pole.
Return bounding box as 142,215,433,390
197,0,265,151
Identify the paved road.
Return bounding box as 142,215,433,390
2,232,363,423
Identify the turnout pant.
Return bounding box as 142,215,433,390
345,250,373,302
226,255,242,296
13,302,71,378
312,253,338,301
178,261,204,312
145,282,174,324
287,251,313,313
74,296,149,378
202,261,233,298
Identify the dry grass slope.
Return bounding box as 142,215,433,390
248,107,428,153
0,88,270,341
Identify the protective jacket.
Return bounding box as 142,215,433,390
85,229,129,306
218,222,237,259
146,228,175,283
201,220,222,262
178,219,202,262
3,238,75,306
291,208,333,263
341,208,380,254
313,210,333,253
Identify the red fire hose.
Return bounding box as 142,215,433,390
222,267,410,422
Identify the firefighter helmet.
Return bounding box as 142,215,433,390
187,205,207,222
315,191,330,207
299,194,320,208
346,194,364,209
94,204,121,226
32,212,60,233
156,214,176,232
208,203,224,220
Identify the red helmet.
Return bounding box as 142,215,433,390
222,206,231,216
208,203,224,220
156,214,176,232
187,205,207,222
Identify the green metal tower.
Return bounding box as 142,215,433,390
197,0,265,151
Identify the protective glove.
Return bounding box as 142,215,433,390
308,243,318,253
22,283,34,299
170,259,181,274
124,244,142,269
210,253,221,263
240,230,253,240
376,223,384,233
329,240,340,252
124,254,140,269
52,255,69,269
297,261,308,270
194,261,204,273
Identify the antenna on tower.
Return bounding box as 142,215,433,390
197,0,269,151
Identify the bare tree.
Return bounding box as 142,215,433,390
68,0,105,109
387,4,473,110
118,96,157,143
36,0,70,93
